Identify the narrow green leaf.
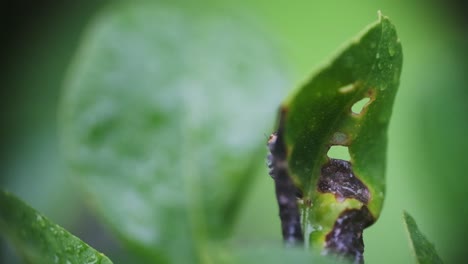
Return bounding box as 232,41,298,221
60,2,288,263
273,12,402,259
403,211,444,264
0,190,112,264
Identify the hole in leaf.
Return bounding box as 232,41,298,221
351,97,371,114
327,146,351,161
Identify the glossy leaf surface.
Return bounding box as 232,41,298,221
60,2,287,263
403,211,443,264
279,13,402,251
0,190,113,264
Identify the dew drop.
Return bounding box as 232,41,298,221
376,53,380,59
36,214,45,227
65,245,73,253
87,254,98,264
49,226,58,236
388,44,396,57
76,244,84,253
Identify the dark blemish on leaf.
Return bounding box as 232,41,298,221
318,159,370,204
366,88,376,98
267,107,303,246
330,132,350,145
324,206,374,264
295,188,303,199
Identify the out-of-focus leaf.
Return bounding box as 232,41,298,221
210,243,346,264
60,2,288,263
0,190,112,264
403,211,443,264
276,13,402,254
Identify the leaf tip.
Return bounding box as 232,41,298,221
377,10,393,24
402,210,410,221
403,211,444,264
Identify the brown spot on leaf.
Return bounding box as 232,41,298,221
318,159,370,204
324,206,375,263
366,88,376,98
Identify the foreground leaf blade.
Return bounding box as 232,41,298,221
61,2,288,263
0,190,112,264
273,13,402,260
403,211,444,264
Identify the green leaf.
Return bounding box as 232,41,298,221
0,190,112,264
403,211,444,264
60,2,288,263
277,13,402,254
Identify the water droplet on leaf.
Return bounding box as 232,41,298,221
87,254,98,264
36,214,45,227
388,43,396,56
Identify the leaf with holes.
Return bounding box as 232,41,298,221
0,190,113,264
60,2,288,263
271,12,402,261
403,211,444,264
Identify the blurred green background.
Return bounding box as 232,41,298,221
1,0,467,263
